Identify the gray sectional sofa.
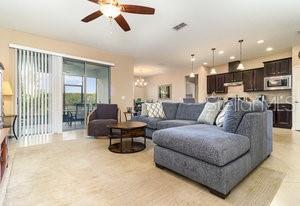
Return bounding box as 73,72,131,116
132,102,205,138
132,101,273,198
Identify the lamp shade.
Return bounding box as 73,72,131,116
3,81,13,96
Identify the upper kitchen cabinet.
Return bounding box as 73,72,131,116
264,58,292,77
207,75,216,94
215,74,227,93
242,70,254,92
225,71,242,83
242,68,264,92
253,68,264,91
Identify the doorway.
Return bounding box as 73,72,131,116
62,59,110,131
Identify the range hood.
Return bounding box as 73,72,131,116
224,81,243,87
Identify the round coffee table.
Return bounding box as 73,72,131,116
107,121,147,154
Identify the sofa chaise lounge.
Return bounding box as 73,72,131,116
132,101,272,198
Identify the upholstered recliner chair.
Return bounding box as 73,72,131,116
87,104,119,137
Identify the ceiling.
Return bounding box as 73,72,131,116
1,0,300,76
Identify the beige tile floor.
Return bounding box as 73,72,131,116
2,128,300,205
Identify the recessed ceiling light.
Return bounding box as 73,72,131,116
218,51,224,55
257,40,264,44
266,47,273,52
203,62,208,65
230,56,236,60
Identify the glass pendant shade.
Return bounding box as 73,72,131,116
189,72,195,78
237,63,245,70
210,68,217,74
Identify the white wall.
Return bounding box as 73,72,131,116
292,45,300,130
144,66,208,102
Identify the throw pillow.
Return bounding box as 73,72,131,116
222,99,269,133
223,99,251,133
141,103,148,116
147,103,165,118
216,102,230,127
197,101,223,125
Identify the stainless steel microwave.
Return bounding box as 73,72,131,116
264,75,292,91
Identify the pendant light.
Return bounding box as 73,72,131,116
189,54,196,78
210,48,217,74
237,40,245,70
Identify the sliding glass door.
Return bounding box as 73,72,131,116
62,59,110,131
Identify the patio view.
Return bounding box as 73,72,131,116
63,59,110,131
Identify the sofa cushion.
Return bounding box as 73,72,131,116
153,124,250,167
157,120,198,130
131,116,162,130
175,103,206,121
162,102,179,120
223,99,267,133
198,101,223,125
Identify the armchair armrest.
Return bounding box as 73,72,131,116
87,109,97,125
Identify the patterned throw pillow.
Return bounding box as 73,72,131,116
197,101,223,125
147,103,165,118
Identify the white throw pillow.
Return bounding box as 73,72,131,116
198,101,223,125
147,103,165,118
141,103,148,116
216,103,230,127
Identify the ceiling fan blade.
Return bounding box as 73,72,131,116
87,0,99,4
115,15,131,32
120,5,155,15
81,10,103,22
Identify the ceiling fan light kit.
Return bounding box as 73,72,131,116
100,3,121,18
82,0,155,32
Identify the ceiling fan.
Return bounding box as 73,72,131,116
82,0,155,32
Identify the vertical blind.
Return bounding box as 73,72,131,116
17,49,51,137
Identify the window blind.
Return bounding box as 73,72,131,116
16,49,51,137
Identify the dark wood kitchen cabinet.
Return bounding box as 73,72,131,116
207,75,216,94
264,58,292,77
207,74,227,94
242,70,254,92
242,68,264,92
224,72,234,83
253,68,264,91
269,104,292,129
215,74,227,93
225,72,242,83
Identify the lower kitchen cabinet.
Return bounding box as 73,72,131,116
269,104,292,129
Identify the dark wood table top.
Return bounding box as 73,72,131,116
107,121,147,130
